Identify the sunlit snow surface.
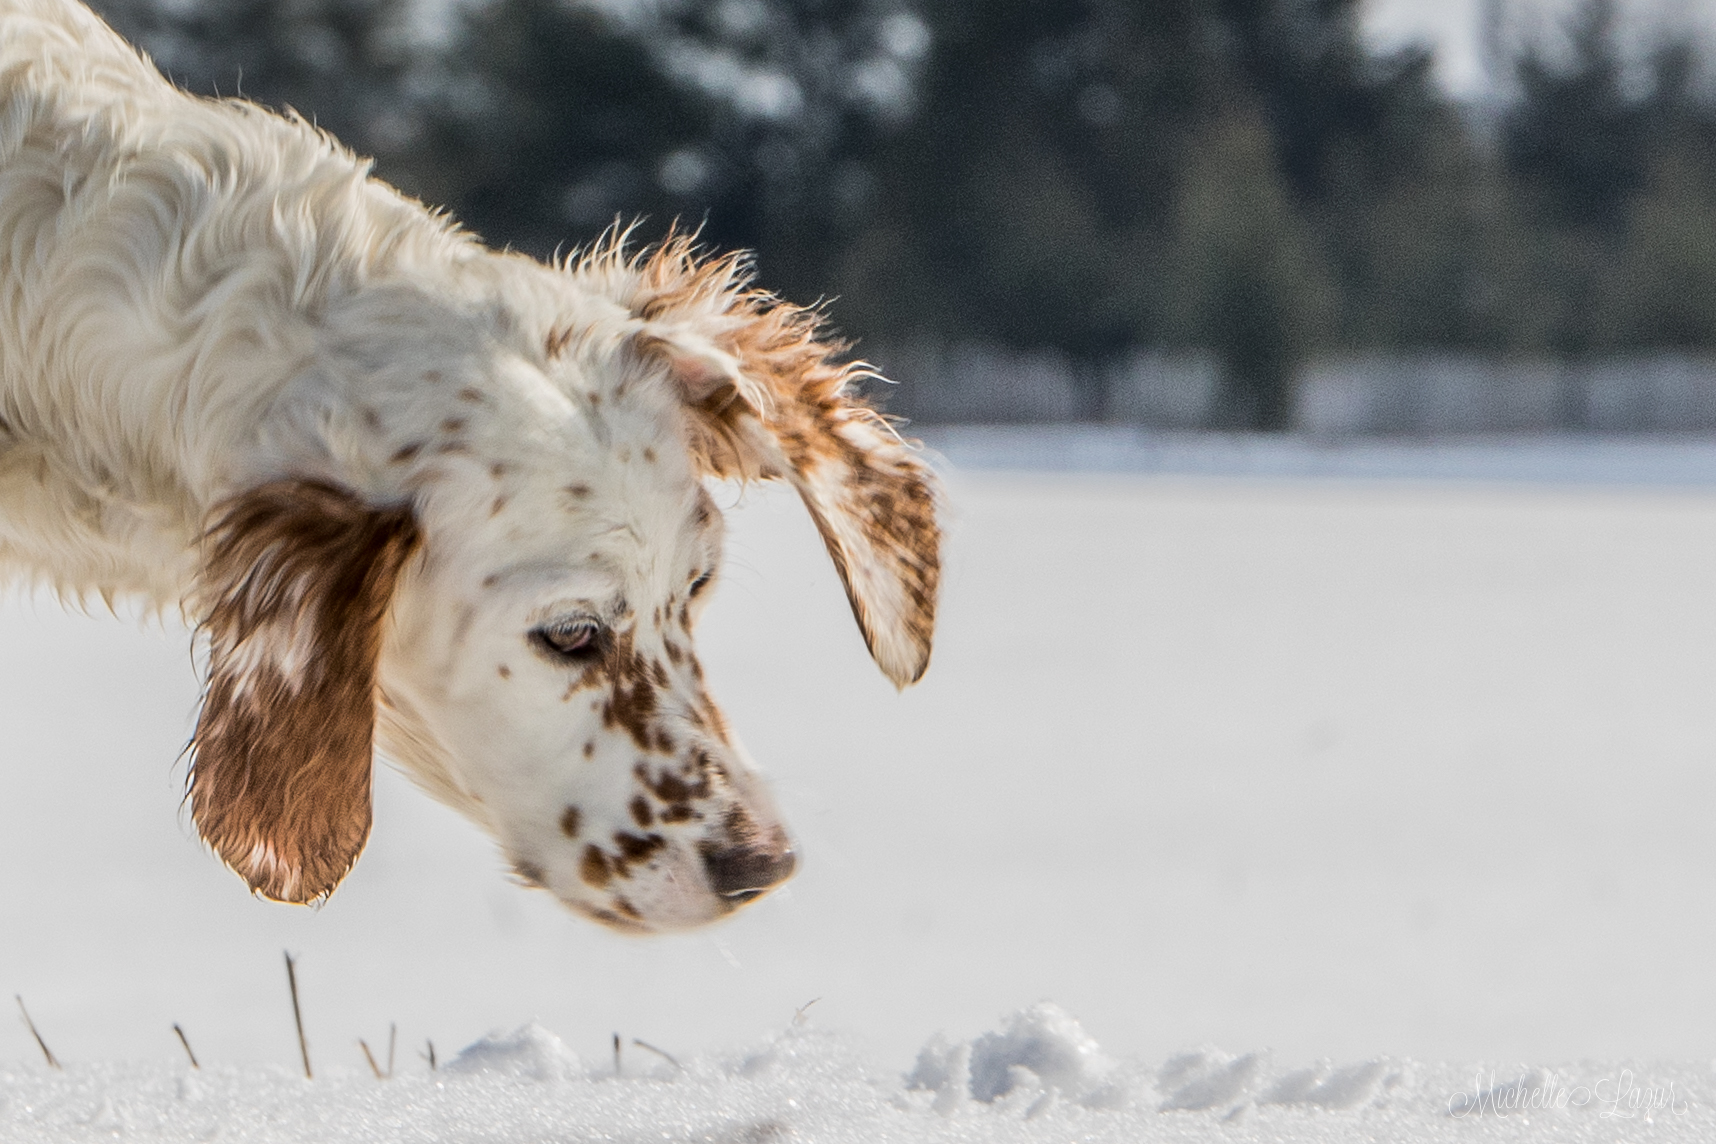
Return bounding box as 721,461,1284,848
12,433,1716,1139
6,1003,1710,1142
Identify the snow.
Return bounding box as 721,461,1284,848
907,1003,1124,1111
3,1004,1713,1140
442,1022,580,1083
10,434,1716,1138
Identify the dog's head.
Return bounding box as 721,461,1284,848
185,237,940,931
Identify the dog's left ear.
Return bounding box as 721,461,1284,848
631,260,941,687
189,481,420,903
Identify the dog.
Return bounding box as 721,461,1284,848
0,0,940,932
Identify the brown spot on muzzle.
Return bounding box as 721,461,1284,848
635,756,715,826
612,831,666,877
635,760,711,805
589,631,664,751
580,845,612,887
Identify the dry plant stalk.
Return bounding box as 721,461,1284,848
15,995,59,1069
631,1038,682,1071
284,952,312,1079
359,1039,384,1079
173,1023,200,1069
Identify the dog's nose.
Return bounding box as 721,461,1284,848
701,840,797,905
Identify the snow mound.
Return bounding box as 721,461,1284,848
1261,1058,1406,1110
1155,1046,1267,1112
443,1021,579,1081
1152,1045,1409,1115
907,1002,1126,1115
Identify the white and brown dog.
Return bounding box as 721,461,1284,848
0,0,940,931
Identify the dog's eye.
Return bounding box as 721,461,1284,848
688,572,713,599
530,619,604,662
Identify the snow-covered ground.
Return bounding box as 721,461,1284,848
9,434,1716,1139
5,1003,1710,1141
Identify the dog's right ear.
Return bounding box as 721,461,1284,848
189,481,419,903
628,262,941,687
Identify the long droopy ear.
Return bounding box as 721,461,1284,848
621,239,941,686
190,481,419,903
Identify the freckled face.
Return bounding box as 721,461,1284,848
380,437,794,932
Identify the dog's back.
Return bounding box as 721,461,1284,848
1,0,163,103
0,0,466,599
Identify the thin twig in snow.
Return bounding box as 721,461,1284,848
631,1038,682,1071
15,996,59,1069
284,952,312,1079
173,1023,200,1069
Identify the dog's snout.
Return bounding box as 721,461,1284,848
701,839,797,904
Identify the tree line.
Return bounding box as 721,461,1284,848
88,0,1716,427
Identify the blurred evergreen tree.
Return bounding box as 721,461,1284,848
641,0,933,298
1161,113,1335,426
1596,38,1716,351
407,0,710,254
862,0,1450,426
1211,0,1444,206
1503,0,1646,233
1495,0,1716,361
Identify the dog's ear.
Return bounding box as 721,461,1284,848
627,245,942,687
190,481,419,903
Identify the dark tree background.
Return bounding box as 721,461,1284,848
87,0,1716,428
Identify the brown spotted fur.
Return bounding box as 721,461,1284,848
189,481,419,903
599,234,942,685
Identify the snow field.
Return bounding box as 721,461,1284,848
3,1002,1711,1141
10,454,1716,1141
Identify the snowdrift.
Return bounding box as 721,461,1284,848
3,1002,1711,1142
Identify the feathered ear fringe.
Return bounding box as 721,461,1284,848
600,231,942,687
188,481,419,902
